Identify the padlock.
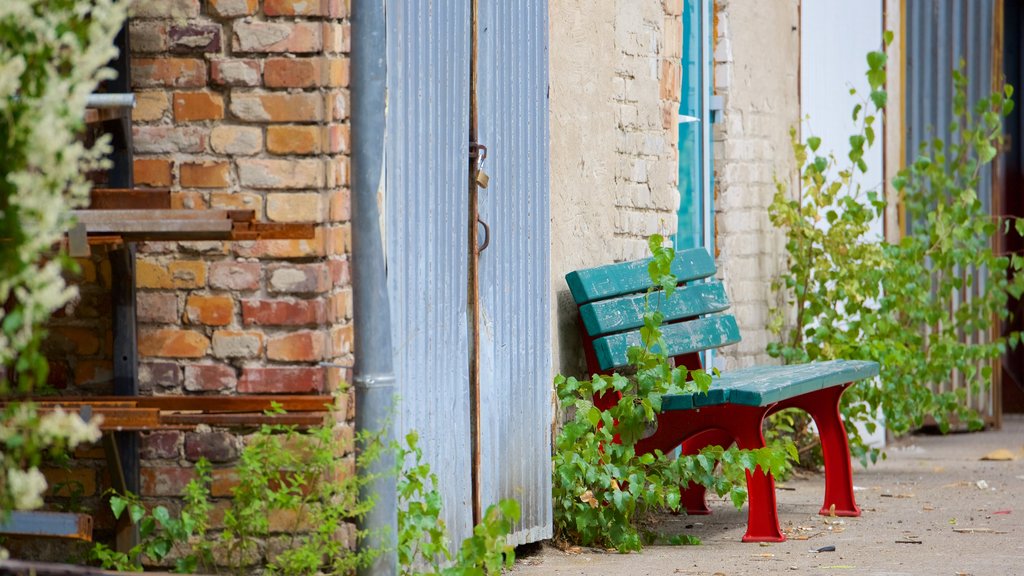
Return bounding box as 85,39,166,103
476,169,490,189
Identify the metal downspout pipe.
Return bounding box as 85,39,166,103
351,1,396,575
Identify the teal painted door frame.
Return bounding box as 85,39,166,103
676,0,714,253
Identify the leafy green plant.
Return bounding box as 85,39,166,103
89,459,214,573
769,35,1023,464
398,430,519,576
552,235,791,552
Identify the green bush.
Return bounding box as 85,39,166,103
768,35,1023,464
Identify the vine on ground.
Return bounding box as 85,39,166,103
768,33,1023,464
552,235,792,552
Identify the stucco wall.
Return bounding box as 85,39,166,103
548,0,683,376
712,0,800,368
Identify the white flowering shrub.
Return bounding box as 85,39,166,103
0,0,128,527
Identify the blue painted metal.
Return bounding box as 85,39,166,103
476,0,553,546
385,0,474,548
676,0,714,253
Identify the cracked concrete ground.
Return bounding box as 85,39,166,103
512,414,1024,576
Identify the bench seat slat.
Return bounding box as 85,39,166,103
580,281,730,336
592,315,741,370
566,248,716,305
658,360,880,410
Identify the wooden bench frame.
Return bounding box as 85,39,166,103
567,248,880,542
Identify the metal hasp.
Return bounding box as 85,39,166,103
351,1,397,575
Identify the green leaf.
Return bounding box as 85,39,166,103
807,136,821,152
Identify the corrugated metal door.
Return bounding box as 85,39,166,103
385,0,475,546
905,0,1000,424
476,0,553,545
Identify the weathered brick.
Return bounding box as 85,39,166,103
264,0,326,16
131,0,200,18
263,58,320,88
210,58,261,87
326,124,349,153
329,189,350,222
208,0,258,17
139,362,182,390
267,263,330,293
138,291,179,323
211,330,264,359
325,224,351,256
141,431,183,460
168,23,222,53
184,363,237,391
133,126,207,154
140,466,197,497
267,331,325,362
328,290,352,322
171,191,209,210
139,328,210,358
132,58,207,88
233,233,326,259
267,193,322,222
211,192,262,215
229,92,324,123
237,159,324,189
130,21,168,53
43,468,97,497
134,158,173,187
329,324,354,356
179,161,231,188
324,22,350,54
133,91,171,122
267,125,321,155
185,294,234,326
232,22,322,53
242,299,326,327
173,92,225,122
169,260,208,288
73,359,113,387
185,431,238,463
238,366,324,394
50,327,101,356
209,261,261,291
210,125,263,155
210,468,238,497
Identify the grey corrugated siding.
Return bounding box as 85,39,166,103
477,0,553,545
385,0,475,547
905,0,998,420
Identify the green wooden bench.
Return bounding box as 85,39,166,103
566,248,879,542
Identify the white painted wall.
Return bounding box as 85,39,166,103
800,0,885,242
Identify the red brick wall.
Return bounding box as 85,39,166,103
26,0,353,562
128,0,352,398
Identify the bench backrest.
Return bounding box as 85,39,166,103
566,248,741,372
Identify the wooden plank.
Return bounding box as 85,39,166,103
0,511,93,541
719,361,880,406
592,314,741,371
72,209,247,223
565,248,717,305
82,219,234,235
232,222,317,240
160,412,328,427
89,188,171,210
579,281,731,336
11,395,335,413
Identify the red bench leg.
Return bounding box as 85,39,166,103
679,430,735,515
779,384,861,517
727,408,785,543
